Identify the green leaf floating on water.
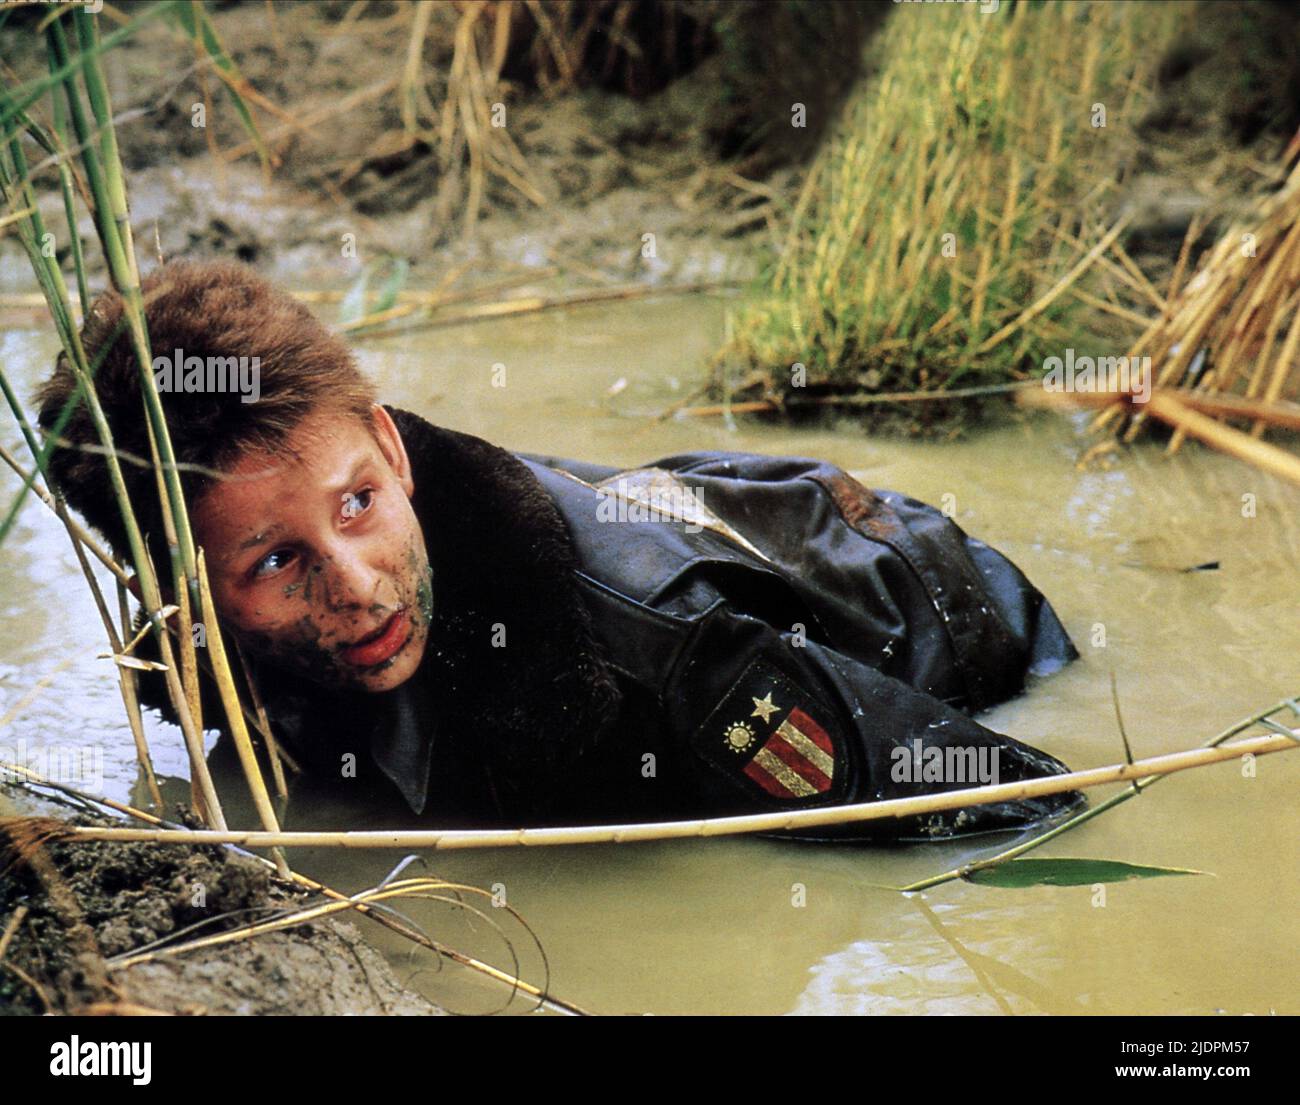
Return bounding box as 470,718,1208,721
339,263,375,327
371,258,410,315
339,258,409,326
963,858,1210,888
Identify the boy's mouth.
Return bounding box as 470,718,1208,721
340,608,411,668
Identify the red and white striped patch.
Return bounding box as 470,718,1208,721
741,707,836,798
693,657,845,805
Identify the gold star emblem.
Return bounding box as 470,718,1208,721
750,691,779,723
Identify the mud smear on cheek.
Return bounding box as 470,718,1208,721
234,568,347,683
302,564,322,605
416,567,434,628
239,615,356,687
406,539,435,634
243,542,431,684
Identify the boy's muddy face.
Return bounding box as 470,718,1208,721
193,405,432,694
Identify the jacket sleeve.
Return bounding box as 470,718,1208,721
660,596,1084,842
607,448,1078,708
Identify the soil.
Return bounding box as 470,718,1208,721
0,811,443,1016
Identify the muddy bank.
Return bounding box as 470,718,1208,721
0,1,879,291
0,812,442,1016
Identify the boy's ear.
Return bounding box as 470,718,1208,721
125,574,175,606
369,404,415,497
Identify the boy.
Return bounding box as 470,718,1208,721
37,260,1083,838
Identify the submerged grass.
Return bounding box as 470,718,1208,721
715,0,1185,425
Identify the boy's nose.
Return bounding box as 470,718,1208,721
320,546,383,610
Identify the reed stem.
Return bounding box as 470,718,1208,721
38,728,1299,852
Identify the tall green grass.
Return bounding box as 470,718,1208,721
718,0,1184,417
0,4,286,867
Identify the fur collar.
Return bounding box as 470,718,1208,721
384,407,623,815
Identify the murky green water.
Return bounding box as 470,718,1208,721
2,295,1297,1014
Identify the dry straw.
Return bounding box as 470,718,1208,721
1092,151,1300,464
31,725,1299,852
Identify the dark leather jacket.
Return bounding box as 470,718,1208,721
143,407,1084,840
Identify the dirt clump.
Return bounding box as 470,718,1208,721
0,813,443,1016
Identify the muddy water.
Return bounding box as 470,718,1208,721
2,296,1297,1015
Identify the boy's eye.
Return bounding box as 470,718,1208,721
252,549,295,579
340,488,374,520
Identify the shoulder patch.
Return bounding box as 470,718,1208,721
691,656,846,804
